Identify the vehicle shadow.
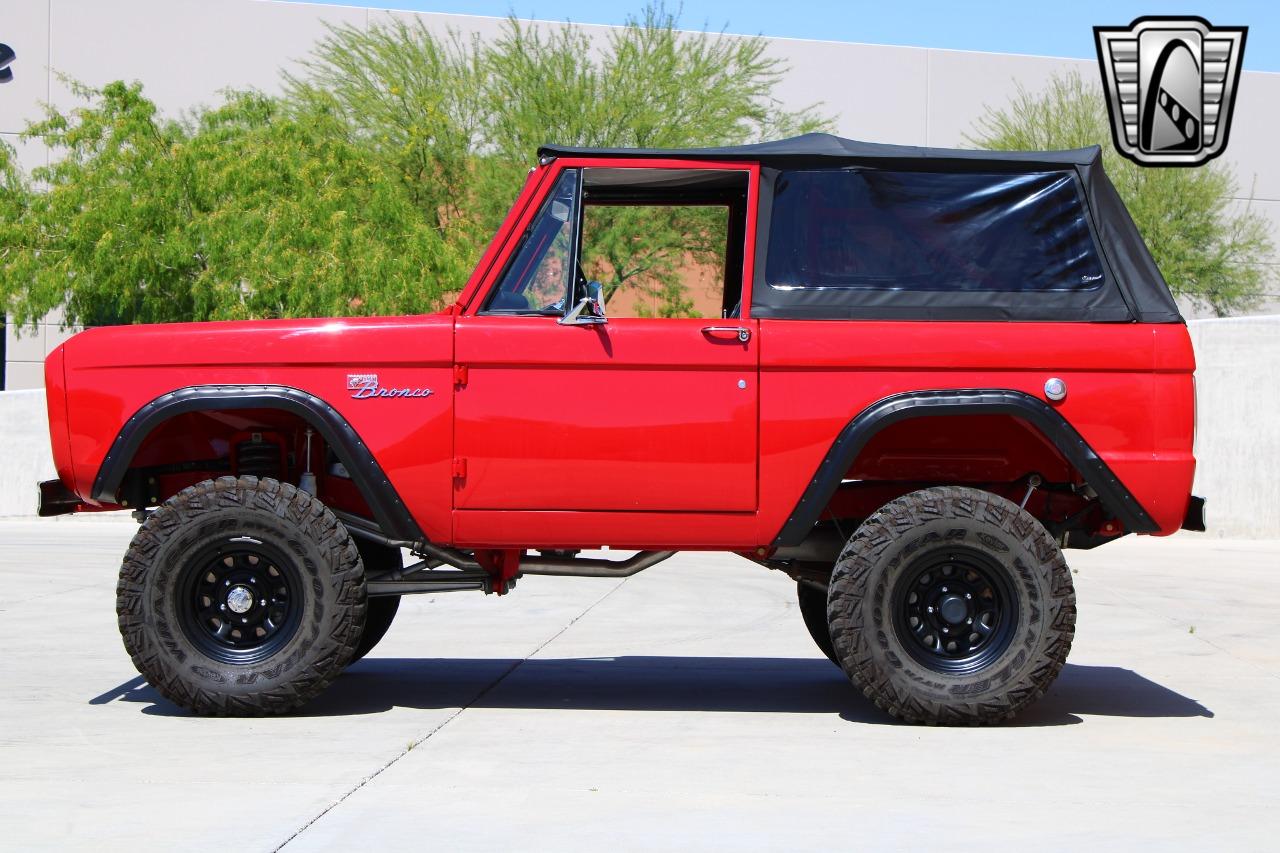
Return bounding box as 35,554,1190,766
92,657,1213,726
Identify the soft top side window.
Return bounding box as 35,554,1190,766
765,169,1105,294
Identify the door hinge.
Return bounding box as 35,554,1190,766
452,457,468,479
454,364,469,387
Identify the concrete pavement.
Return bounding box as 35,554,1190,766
1,516,1277,851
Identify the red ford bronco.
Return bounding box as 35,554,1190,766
39,134,1202,723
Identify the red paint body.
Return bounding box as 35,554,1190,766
43,157,1198,553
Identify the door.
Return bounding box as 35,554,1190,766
453,164,759,513
454,316,757,511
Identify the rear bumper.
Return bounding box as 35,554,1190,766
1181,495,1206,532
37,479,80,517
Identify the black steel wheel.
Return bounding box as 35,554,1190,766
117,476,367,715
827,486,1075,725
179,539,303,665
891,548,1017,675
796,581,839,666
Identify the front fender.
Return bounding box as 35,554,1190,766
91,384,424,542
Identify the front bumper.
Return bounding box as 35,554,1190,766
1181,495,1206,532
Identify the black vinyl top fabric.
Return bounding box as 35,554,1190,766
539,133,1182,323
538,132,1100,168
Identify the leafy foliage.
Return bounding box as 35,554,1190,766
282,19,486,241
581,204,728,318
968,71,1273,316
2,81,465,327
3,6,826,328
284,4,828,314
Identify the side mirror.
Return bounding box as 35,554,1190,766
558,280,607,326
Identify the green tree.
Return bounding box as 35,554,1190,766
1,81,466,328
0,140,34,300
286,3,830,315
968,71,1273,316
3,4,829,327
282,18,486,245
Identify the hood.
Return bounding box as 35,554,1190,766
60,314,455,371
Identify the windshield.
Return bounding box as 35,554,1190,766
483,170,579,313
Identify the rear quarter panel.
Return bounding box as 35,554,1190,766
758,320,1196,538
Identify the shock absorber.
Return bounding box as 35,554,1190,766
298,429,317,495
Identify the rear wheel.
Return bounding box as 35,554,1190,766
796,581,838,665
116,476,366,715
827,486,1075,725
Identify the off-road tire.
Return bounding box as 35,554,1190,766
116,476,367,715
827,486,1075,725
796,581,839,665
352,539,403,663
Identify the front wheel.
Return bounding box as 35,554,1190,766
827,486,1075,725
116,476,367,715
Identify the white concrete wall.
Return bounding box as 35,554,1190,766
5,310,77,391
0,389,56,517
1188,316,1280,538
3,0,1280,389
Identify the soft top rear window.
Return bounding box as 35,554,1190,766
764,169,1105,295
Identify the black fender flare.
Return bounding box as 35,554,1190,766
91,384,424,542
771,389,1158,547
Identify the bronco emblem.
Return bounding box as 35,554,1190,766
346,374,433,399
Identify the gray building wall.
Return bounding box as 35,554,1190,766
4,0,1279,389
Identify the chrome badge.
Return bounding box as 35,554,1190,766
347,373,378,392
1094,17,1247,167
347,374,432,400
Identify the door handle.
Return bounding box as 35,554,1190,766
702,326,751,343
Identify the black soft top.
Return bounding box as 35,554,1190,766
539,133,1182,324
540,132,1100,169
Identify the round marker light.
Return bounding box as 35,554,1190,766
1044,377,1067,402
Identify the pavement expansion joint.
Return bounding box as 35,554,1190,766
272,576,632,851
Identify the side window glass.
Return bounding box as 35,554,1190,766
579,204,730,319
484,170,579,314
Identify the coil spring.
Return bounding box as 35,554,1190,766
235,439,281,480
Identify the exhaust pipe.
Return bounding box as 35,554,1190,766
519,550,676,577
